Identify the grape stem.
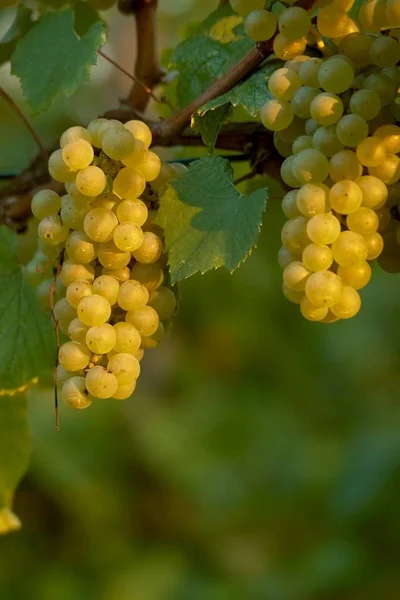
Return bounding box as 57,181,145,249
0,86,45,153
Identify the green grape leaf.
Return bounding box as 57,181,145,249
0,4,34,66
0,226,56,390
11,9,106,113
155,156,267,283
0,392,30,535
191,104,232,149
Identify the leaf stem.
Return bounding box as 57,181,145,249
0,87,45,153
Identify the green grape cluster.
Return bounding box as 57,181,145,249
28,119,181,408
254,0,400,322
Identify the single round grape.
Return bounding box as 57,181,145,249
358,176,388,209
77,294,111,326
358,0,387,32
244,10,277,41
38,215,69,246
304,119,318,137
370,36,400,68
283,261,311,291
373,124,400,154
66,230,97,264
318,58,354,94
278,247,297,268
66,280,93,308
86,323,117,354
331,285,361,319
336,114,369,147
273,34,306,60
364,231,384,260
349,89,381,122
53,297,77,323
356,137,386,168
113,322,141,354
60,259,95,286
59,341,91,371
274,133,292,158
98,240,131,270
312,126,344,157
87,118,109,148
132,231,163,264
292,135,313,154
307,213,341,245
140,322,165,349
113,167,146,199
102,126,136,160
369,154,400,185
278,7,310,41
120,139,147,169
292,149,330,184
135,151,161,181
68,318,89,345
346,207,379,236
60,126,91,148
230,0,265,17
282,282,304,304
126,306,160,337
31,189,61,219
130,262,164,291
302,243,333,271
108,353,140,385
60,194,91,229
124,120,152,148
84,207,118,243
317,5,353,38
296,183,329,217
298,58,323,88
280,156,302,188
281,216,310,253
329,150,362,182
291,86,320,119
329,180,363,214
48,149,76,183
282,190,301,218
338,33,373,68
85,366,118,399
92,275,119,306
62,139,94,171
148,286,177,320
362,73,396,107
300,297,328,321
268,67,301,101
75,166,106,196
101,266,131,283
113,222,144,252
305,270,343,308
331,231,368,267
309,92,344,127
62,376,93,409
337,261,371,289
260,99,294,132
117,279,149,312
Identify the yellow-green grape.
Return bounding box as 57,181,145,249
278,247,298,268
309,92,344,127
312,127,344,157
331,285,361,319
349,89,381,122
358,176,388,210
282,282,304,304
92,275,119,306
362,73,396,106
113,381,137,400
369,36,400,68
291,86,320,119
387,0,400,26
363,231,384,260
338,33,373,68
62,139,94,171
298,57,323,87
244,9,277,41
292,149,330,184
296,183,329,217
113,222,144,252
36,278,54,312
102,126,136,160
124,120,152,148
85,366,118,399
117,279,149,311
60,259,95,286
113,167,146,199
66,230,97,264
332,231,368,267
48,149,75,183
358,0,387,32
373,124,400,154
329,150,362,182
230,0,265,16
337,261,371,289
141,322,164,349
62,376,93,409
280,156,302,188
346,207,379,235
107,353,140,385
336,114,369,147
260,99,294,132
135,151,161,181
281,216,310,253
66,280,93,309
369,154,400,185
317,5,352,38
101,266,131,282
120,139,147,169
307,213,341,245
292,135,313,154
76,166,106,196
31,189,61,219
130,262,164,291
356,137,386,168
59,341,91,371
282,190,301,218
113,322,141,354
284,55,310,73
132,231,163,264
268,68,301,101
53,297,76,324
86,323,117,354
91,192,118,211
148,286,177,320
77,294,111,326
273,34,306,60
84,207,118,243
278,7,310,40
60,195,90,229
68,181,92,207
98,240,131,270
68,318,89,345
305,270,342,308
151,162,176,193
302,243,333,271
278,117,306,143
87,118,110,147
282,260,311,291
329,180,363,214
318,58,354,94
60,126,91,148
305,118,319,136
300,297,328,321
38,215,69,246
116,199,148,227
126,306,160,337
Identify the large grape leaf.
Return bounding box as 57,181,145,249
0,392,30,535
11,9,106,113
0,226,55,390
155,156,268,283
0,4,34,66
191,104,232,149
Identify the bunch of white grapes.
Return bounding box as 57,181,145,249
240,0,400,322
27,118,182,408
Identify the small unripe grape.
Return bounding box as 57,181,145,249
244,9,277,41
31,189,61,219
268,68,301,101
113,167,146,199
307,213,341,245
358,176,388,209
62,139,94,171
282,190,301,218
135,151,161,181
356,137,386,168
66,280,93,308
148,286,177,320
118,280,149,311
108,353,140,385
281,216,310,253
86,323,117,354
59,341,91,372
329,150,362,182
84,208,118,243
60,126,91,148
60,259,95,286
373,124,400,154
318,58,354,94
350,89,381,121
38,215,69,246
98,240,131,270
66,230,97,264
86,366,118,399
278,247,297,269
292,149,330,184
126,306,160,337
331,231,368,267
77,294,111,326
329,180,363,214
132,231,163,264
283,260,311,291
130,262,164,291
273,34,306,60
62,376,93,409
124,120,152,148
92,275,120,306
346,207,379,235
331,286,361,319
305,270,343,308
336,114,369,147
337,261,371,290
76,166,106,196
296,183,329,217
300,297,328,322
302,243,333,271
68,318,89,345
282,282,304,304
291,86,320,119
278,7,310,41
260,99,294,132
364,231,384,260
113,322,141,354
369,154,400,185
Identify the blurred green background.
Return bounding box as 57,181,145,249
1,1,400,599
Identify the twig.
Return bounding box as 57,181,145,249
0,87,45,153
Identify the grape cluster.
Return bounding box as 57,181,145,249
28,119,182,408
243,0,400,322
